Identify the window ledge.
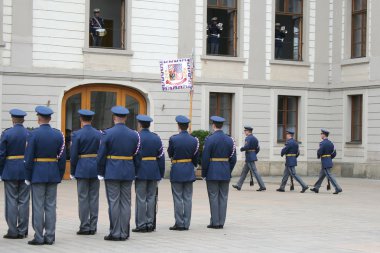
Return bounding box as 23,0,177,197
83,47,134,56
341,57,369,66
345,141,362,145
201,55,246,63
270,59,310,67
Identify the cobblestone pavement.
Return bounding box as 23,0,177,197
0,177,379,253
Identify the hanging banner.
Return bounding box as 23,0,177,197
160,58,193,91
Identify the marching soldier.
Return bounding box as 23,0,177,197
70,109,102,235
202,116,237,229
276,130,309,193
97,106,141,241
310,129,342,194
233,126,266,191
90,8,105,47
133,115,165,233
167,115,199,231
0,109,29,239
25,106,66,245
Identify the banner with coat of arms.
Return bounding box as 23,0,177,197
160,58,193,91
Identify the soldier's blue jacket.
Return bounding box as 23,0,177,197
70,125,102,179
240,134,260,162
167,131,199,183
97,123,140,181
202,130,237,181
136,128,165,180
317,138,336,169
0,124,28,180
280,138,299,167
24,124,66,183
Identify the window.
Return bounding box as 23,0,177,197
275,0,303,60
351,0,367,58
277,95,298,141
209,93,232,135
89,0,125,49
350,95,363,142
207,0,237,56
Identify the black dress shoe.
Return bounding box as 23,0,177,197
132,227,147,233
3,234,19,239
219,225,224,229
169,225,185,231
232,185,241,191
28,239,44,245
77,230,90,235
89,230,96,235
300,186,309,193
146,226,154,232
256,188,266,192
104,234,120,241
276,188,285,192
310,188,319,193
18,234,28,239
44,240,54,245
119,237,129,241
333,189,342,194
207,224,219,229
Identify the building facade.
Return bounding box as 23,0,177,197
0,0,379,179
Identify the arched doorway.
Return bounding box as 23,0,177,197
61,84,147,179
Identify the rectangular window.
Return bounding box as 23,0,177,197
351,0,367,58
209,93,232,135
89,0,125,49
207,0,237,56
350,95,363,142
277,95,299,141
275,0,303,61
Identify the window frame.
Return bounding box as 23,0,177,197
274,0,304,61
209,92,233,135
84,0,131,52
350,94,363,142
206,0,238,57
351,0,367,58
277,95,299,142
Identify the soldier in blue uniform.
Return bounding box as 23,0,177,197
310,129,342,194
276,130,308,193
90,8,105,47
202,116,237,229
25,106,66,245
97,106,141,241
233,126,266,191
70,109,102,235
167,115,199,231
132,115,165,233
0,109,29,239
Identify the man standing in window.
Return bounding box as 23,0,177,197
233,126,266,191
207,17,223,55
310,129,342,194
70,110,102,236
97,106,141,241
25,106,66,245
275,23,287,59
167,116,199,231
0,109,29,240
90,8,105,47
276,130,308,193
133,115,165,233
202,116,237,229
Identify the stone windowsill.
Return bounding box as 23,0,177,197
83,47,134,56
345,141,363,145
201,55,246,63
341,57,369,66
270,59,310,67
